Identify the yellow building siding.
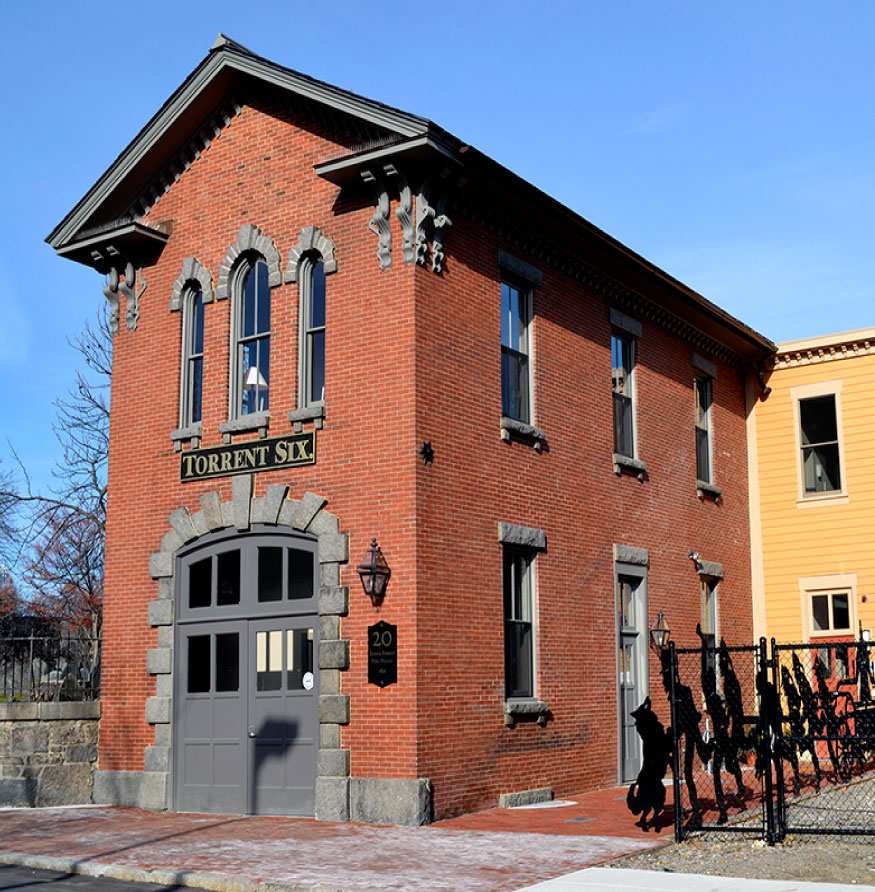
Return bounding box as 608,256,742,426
752,331,875,644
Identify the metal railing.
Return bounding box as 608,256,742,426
0,632,100,702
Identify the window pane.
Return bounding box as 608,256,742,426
215,633,239,692
243,266,256,338
190,357,203,425
611,336,632,396
258,547,283,602
189,557,211,609
502,349,529,421
309,331,325,404
256,630,283,691
803,443,841,493
505,620,533,698
812,594,829,632
187,635,210,693
256,261,271,335
310,262,326,329
618,578,634,628
832,593,850,630
695,378,710,427
287,549,314,600
800,396,837,445
696,427,710,482
613,392,633,456
286,628,314,690
216,550,240,606
191,290,204,355
836,644,849,679
257,338,270,411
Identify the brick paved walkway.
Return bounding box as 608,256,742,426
0,786,668,892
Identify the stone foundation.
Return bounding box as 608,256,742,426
0,701,100,807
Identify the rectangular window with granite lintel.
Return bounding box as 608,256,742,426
504,548,535,699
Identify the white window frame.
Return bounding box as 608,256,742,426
611,332,636,459
298,255,326,411
791,380,847,506
229,255,271,420
695,376,713,485
179,285,205,429
500,278,533,424
799,573,857,641
503,546,537,701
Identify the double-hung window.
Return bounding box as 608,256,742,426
181,286,204,427
300,258,326,408
799,395,841,495
504,548,534,699
695,377,712,484
234,259,271,416
501,281,531,423
612,334,635,457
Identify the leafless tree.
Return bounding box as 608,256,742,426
1,306,110,640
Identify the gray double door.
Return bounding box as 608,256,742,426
174,528,319,815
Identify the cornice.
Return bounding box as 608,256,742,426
457,195,743,368
775,334,875,369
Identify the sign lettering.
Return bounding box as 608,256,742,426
181,432,316,483
368,621,397,688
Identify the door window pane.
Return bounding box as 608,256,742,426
216,550,241,606
832,593,850,630
287,549,314,600
256,630,282,691
286,628,314,689
215,633,239,692
258,547,283,602
187,635,211,693
189,557,212,609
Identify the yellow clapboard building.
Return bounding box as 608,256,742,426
749,327,875,662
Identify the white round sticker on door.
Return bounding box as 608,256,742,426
302,672,314,690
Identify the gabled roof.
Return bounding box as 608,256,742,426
47,34,452,251
49,35,774,361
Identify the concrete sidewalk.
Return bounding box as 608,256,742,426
0,792,867,892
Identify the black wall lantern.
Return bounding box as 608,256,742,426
357,538,391,608
649,611,671,652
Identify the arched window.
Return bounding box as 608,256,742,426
181,286,205,427
233,258,271,417
299,257,326,408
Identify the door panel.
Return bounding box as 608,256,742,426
618,575,647,783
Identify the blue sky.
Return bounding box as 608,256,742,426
2,1,874,493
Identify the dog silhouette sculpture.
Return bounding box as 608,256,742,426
626,697,673,831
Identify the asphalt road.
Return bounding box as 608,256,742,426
0,864,177,891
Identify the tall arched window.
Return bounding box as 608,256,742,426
233,258,271,417
181,286,205,427
299,258,326,408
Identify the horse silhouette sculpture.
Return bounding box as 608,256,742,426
626,696,672,832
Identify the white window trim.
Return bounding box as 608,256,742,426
500,277,535,427
791,379,848,506
502,546,539,702
298,255,326,413
611,328,643,474
798,572,857,641
228,254,270,423
179,285,203,431
695,376,713,485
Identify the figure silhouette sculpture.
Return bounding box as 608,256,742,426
718,639,748,772
625,697,673,832
792,652,824,788
696,624,745,823
755,666,801,796
781,664,820,791
813,654,845,780
660,647,710,828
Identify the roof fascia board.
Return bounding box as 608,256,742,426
315,135,460,185
777,326,875,355
49,49,429,250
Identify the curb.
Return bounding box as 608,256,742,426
0,850,394,892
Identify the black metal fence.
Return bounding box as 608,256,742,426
0,631,100,702
668,637,875,843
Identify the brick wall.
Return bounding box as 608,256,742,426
99,94,754,819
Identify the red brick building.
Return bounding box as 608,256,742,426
48,35,773,823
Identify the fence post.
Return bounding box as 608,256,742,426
668,641,684,842
771,637,786,841
758,636,777,845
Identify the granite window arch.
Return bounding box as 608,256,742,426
285,227,338,428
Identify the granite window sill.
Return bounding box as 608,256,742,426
504,698,550,727
613,453,647,479
288,402,325,432
696,480,722,501
500,416,546,451
169,422,203,452
218,412,270,444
